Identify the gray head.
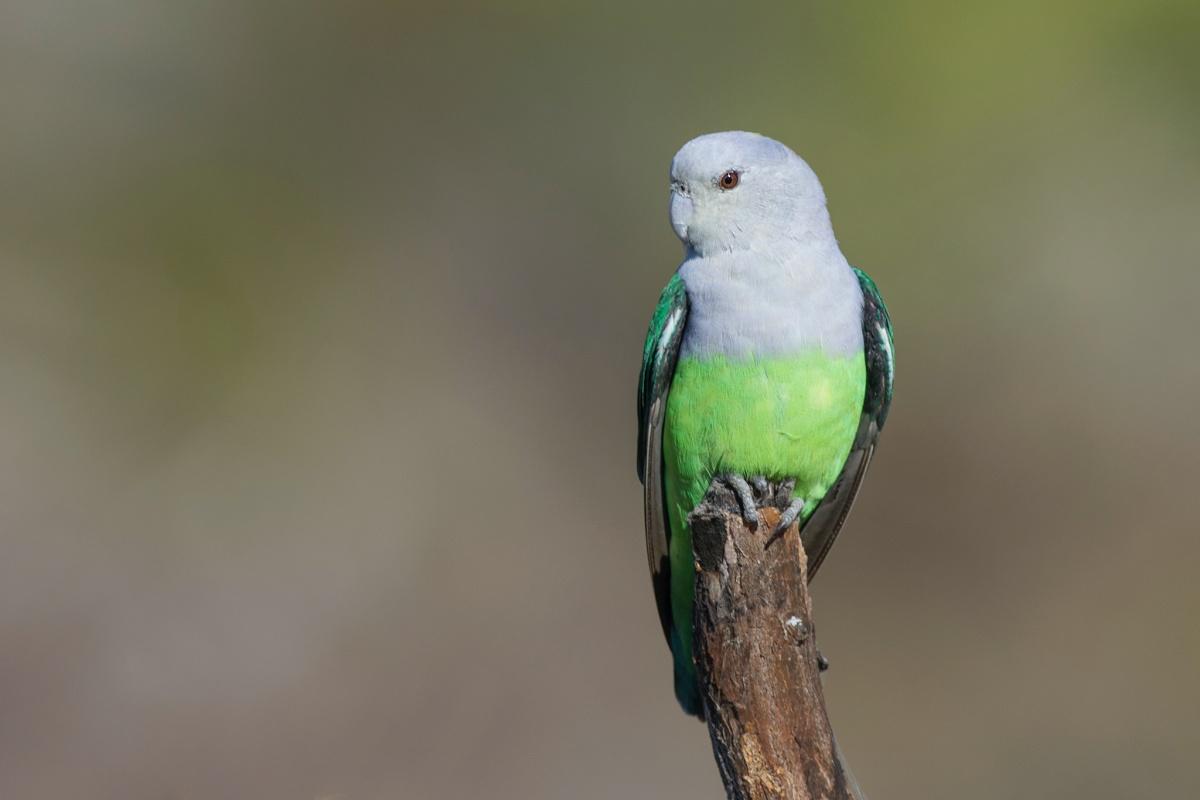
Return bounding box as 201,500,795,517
669,131,832,256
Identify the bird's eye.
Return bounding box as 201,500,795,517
718,170,740,190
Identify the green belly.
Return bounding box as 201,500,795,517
662,350,865,707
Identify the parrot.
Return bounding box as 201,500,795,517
637,131,895,717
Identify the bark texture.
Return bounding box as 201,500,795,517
689,481,858,800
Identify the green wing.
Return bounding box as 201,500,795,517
800,268,895,578
637,273,689,643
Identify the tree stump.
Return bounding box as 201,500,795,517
689,480,862,800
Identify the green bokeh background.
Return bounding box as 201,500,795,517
2,2,1198,797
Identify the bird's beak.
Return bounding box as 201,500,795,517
670,189,693,243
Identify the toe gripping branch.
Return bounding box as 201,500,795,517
718,474,805,548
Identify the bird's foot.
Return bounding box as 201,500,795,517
719,474,762,530
749,475,770,497
765,478,804,547
717,474,804,542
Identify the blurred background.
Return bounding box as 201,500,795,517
2,1,1198,798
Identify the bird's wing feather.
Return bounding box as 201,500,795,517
801,267,894,579
637,272,689,642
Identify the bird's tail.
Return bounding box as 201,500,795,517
670,628,704,718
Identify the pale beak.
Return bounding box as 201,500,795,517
669,189,693,243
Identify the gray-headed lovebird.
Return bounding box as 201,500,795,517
637,132,895,716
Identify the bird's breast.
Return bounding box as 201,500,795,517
677,252,864,360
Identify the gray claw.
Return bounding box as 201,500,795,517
723,474,760,530
774,497,805,538
764,485,805,548
750,475,770,497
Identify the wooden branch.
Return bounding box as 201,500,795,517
690,481,862,800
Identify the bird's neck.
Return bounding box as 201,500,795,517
677,244,864,360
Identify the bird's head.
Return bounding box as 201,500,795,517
668,131,831,256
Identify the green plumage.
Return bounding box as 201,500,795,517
637,274,687,484
663,351,866,704
637,268,894,717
